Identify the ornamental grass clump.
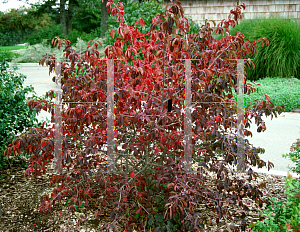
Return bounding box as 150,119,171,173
13,38,105,63
217,16,300,81
5,1,284,231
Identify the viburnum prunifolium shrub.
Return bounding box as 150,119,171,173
5,0,284,231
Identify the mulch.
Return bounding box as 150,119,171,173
0,161,288,232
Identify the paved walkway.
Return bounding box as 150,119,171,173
248,112,300,177
9,63,300,177
9,63,55,124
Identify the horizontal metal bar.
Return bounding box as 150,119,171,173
61,102,106,104
56,101,239,105
176,58,253,60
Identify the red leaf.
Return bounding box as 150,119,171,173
118,2,124,10
110,29,116,39
111,8,117,16
130,172,135,178
139,18,145,27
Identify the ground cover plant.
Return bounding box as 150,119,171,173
232,77,300,112
0,61,42,169
249,138,300,231
217,16,300,81
5,0,285,231
249,175,300,231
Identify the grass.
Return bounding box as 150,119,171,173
232,77,300,112
217,15,300,81
0,45,26,51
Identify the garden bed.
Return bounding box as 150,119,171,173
0,161,287,231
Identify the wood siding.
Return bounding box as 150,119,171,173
168,0,300,27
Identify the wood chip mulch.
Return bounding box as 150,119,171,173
0,162,288,232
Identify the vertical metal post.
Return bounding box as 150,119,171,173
184,59,193,173
107,59,115,172
237,59,245,172
54,59,62,173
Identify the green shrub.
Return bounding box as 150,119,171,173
0,50,19,62
62,29,83,45
283,123,300,175
81,27,103,41
25,24,101,47
217,16,300,81
0,61,42,169
0,30,25,46
25,24,63,46
283,141,300,176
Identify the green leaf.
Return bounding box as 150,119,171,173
148,216,154,226
155,214,164,223
134,213,139,220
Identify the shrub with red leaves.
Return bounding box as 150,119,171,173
5,0,284,231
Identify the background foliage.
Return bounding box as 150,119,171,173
0,7,51,46
0,0,200,47
104,0,200,46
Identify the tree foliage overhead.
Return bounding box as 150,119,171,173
0,7,51,45
0,0,104,45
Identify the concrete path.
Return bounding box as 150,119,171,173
9,63,300,177
247,112,300,177
9,63,55,123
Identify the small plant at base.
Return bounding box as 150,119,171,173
250,175,300,231
283,138,300,175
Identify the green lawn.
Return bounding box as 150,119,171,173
0,45,26,51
